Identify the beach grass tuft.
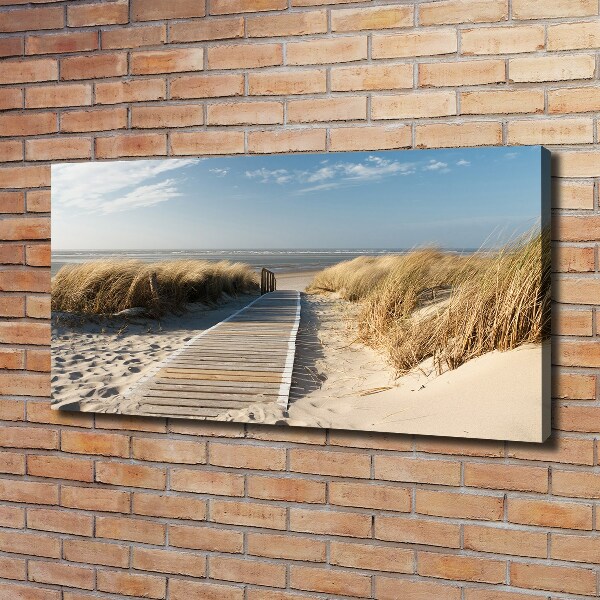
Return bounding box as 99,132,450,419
308,230,550,375
51,259,259,317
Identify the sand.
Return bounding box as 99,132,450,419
218,293,548,442
51,294,259,413
52,269,548,442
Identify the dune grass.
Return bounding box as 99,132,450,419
308,231,550,376
52,259,259,317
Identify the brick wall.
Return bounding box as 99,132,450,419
0,0,599,598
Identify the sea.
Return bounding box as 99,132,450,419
50,248,475,277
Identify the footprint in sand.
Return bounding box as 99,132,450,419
68,371,83,380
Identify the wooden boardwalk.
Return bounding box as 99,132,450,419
126,291,301,419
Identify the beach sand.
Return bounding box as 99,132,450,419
218,293,546,442
52,269,546,442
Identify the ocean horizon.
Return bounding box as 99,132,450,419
51,248,480,277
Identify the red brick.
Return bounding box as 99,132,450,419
461,89,544,115
0,398,23,420
549,86,600,115
0,504,25,527
207,101,284,125
554,151,600,177
248,129,326,153
169,523,243,553
553,372,596,399
27,507,93,536
132,0,206,21
332,64,413,91
0,372,49,396
169,579,243,600
208,43,282,69
290,507,371,538
247,475,326,503
377,578,462,600
171,73,244,99
170,130,244,156
96,515,166,545
61,430,129,457
420,0,508,25
249,69,326,95
0,88,22,110
553,247,595,274
0,555,25,581
27,401,93,427
331,540,413,572
464,463,549,492
373,29,457,58
0,293,23,317
0,36,23,58
0,246,23,267
462,25,544,55
0,112,56,137
131,48,204,75
131,104,204,129
513,0,597,19
508,436,594,465
290,565,371,597
96,133,167,158
64,538,130,568
211,0,286,14
170,18,243,42
375,455,461,485
416,121,502,148
27,298,51,321
510,54,596,83
0,478,58,505
61,53,128,80
27,31,98,55
247,532,326,562
97,570,166,599
247,10,326,37
330,125,412,151
376,514,461,548
0,165,50,188
373,91,456,119
26,137,92,161
0,6,64,32
28,454,93,482
26,83,92,108
26,190,50,213
0,425,56,448
67,0,128,27
102,24,166,49
508,497,592,530
95,79,166,104
287,35,367,65
61,107,128,133
333,5,413,31
0,530,60,558
0,583,59,600
510,562,596,596
289,447,371,478
133,547,206,577
416,489,504,521
210,441,286,470
0,58,57,84
555,339,600,367
0,140,23,162
418,551,506,584
210,555,286,587
96,461,166,489
132,437,206,463
171,468,244,496
552,469,600,498
551,533,600,564
0,191,24,214
0,270,49,292
420,59,506,87
211,499,287,529
0,348,23,369
61,485,130,513
133,491,207,520
464,524,547,558
26,243,50,266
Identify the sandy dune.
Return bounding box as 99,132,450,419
53,270,547,442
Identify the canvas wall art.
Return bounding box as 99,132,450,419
51,146,551,442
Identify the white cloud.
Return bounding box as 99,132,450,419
505,152,518,160
456,159,470,166
245,168,292,184
52,159,200,215
423,160,448,171
209,167,229,177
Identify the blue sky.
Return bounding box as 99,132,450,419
52,146,543,251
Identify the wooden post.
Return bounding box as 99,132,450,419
260,268,276,294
